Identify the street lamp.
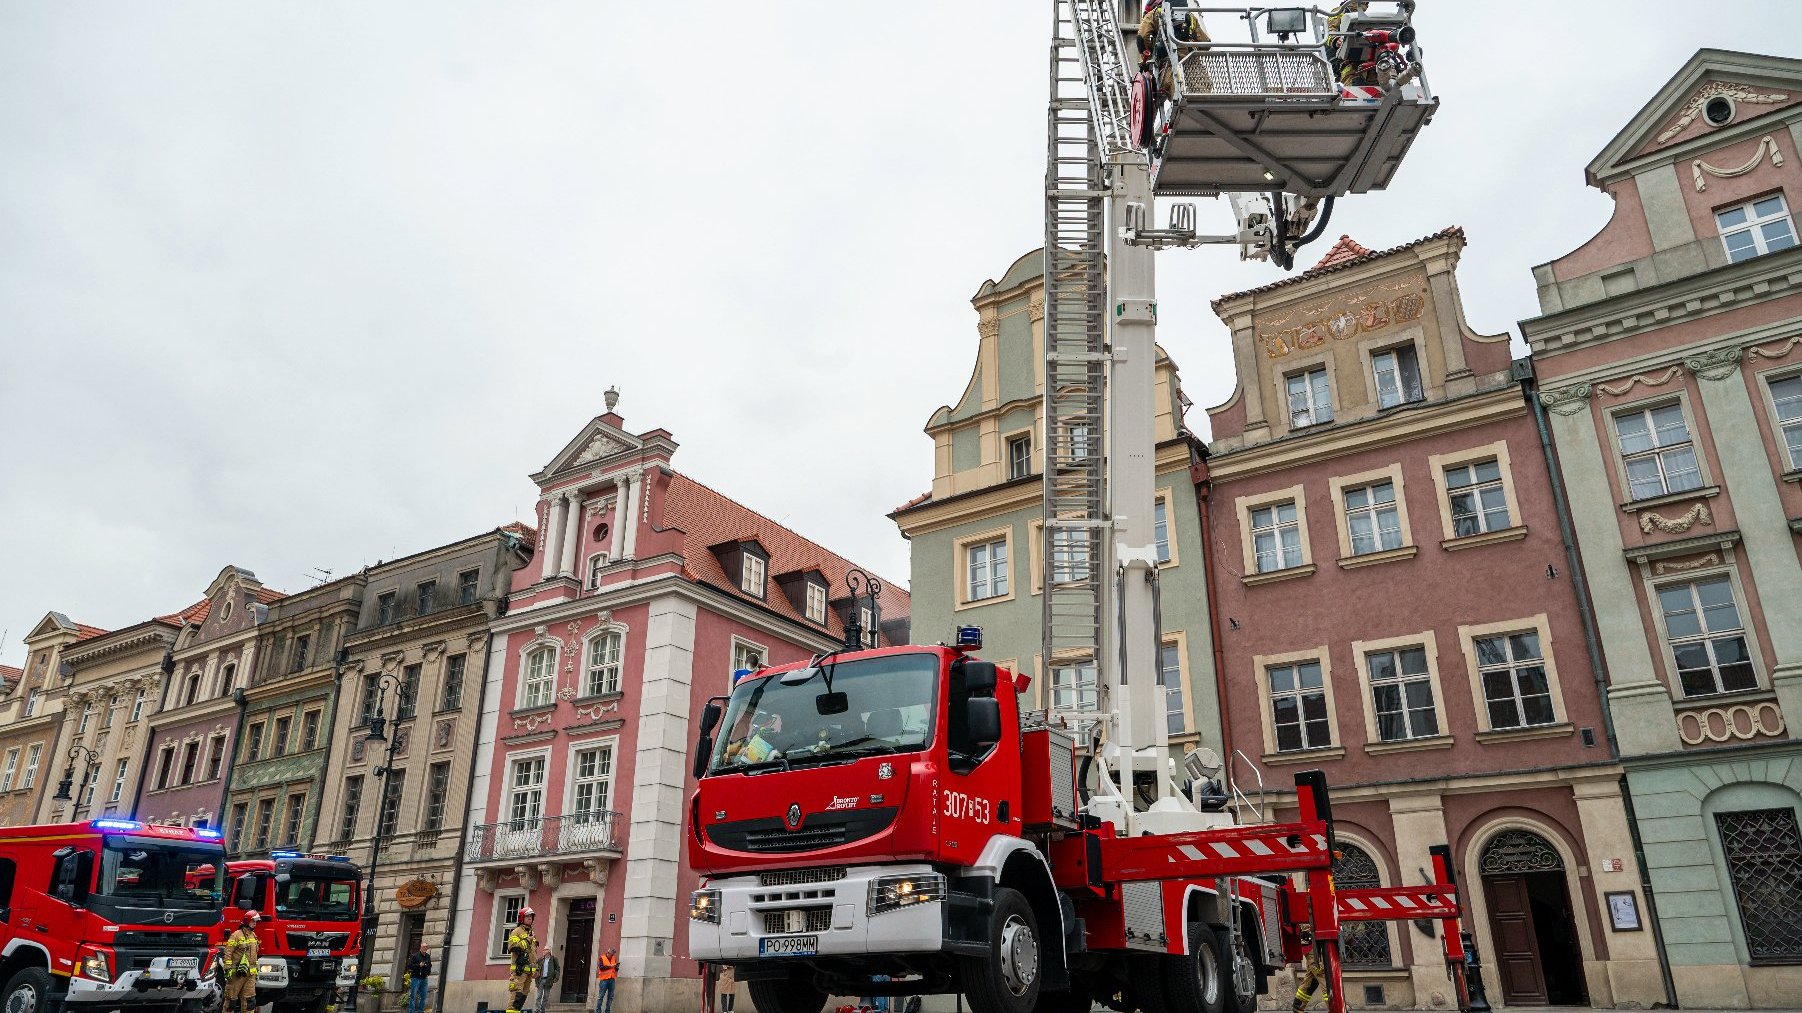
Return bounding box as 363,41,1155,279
347,671,407,1010
52,744,103,818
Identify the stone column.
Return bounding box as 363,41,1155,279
540,496,566,583
1571,778,1664,1008
608,476,629,562
621,468,645,561
558,490,583,579
1389,792,1456,1010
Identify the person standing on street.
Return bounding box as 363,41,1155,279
223,911,261,1013
505,908,538,1013
535,947,560,1013
405,944,432,1013
593,948,618,1013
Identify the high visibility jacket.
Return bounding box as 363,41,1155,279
595,955,618,982
506,926,537,977
224,928,260,978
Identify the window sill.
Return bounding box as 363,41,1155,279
1442,526,1530,552
1242,564,1317,587
1364,735,1455,756
1475,722,1573,744
1673,688,1776,712
510,703,558,718
954,593,1017,612
1261,746,1345,766
1620,485,1720,513
1783,469,1802,485
573,691,625,706
1337,546,1418,570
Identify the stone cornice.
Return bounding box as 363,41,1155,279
492,571,844,655
896,441,1195,536
342,603,491,652
64,627,175,668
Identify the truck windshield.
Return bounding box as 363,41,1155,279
100,838,224,908
275,875,358,921
707,652,939,774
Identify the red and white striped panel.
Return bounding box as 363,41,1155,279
1339,85,1385,102
1338,888,1459,921
1168,831,1329,864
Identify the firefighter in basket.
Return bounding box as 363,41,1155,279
224,910,262,1013
504,907,539,1013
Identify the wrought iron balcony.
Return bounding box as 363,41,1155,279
464,810,621,864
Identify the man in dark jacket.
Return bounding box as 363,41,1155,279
405,944,432,1013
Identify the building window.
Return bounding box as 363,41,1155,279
1716,807,1802,962
78,701,94,734
805,582,828,625
1071,423,1094,460
1287,367,1333,428
572,744,614,818
507,756,546,828
283,794,305,846
585,633,623,697
458,568,481,605
741,554,767,598
1250,502,1303,573
967,538,1010,601
1659,576,1757,697
359,676,381,725
129,689,147,722
103,698,118,729
301,710,321,751
1475,631,1556,729
1159,642,1185,735
1051,529,1092,586
271,716,292,758
0,748,17,791
1614,403,1703,501
229,802,249,852
1336,844,1394,968
859,607,877,648
156,746,176,791
732,639,764,678
416,580,437,615
1372,345,1424,408
587,553,609,589
442,654,467,710
290,635,310,674
180,741,200,784
1153,496,1172,564
1051,662,1099,713
254,800,275,850
491,895,527,959
377,591,397,625
1446,459,1510,537
377,770,406,839
22,744,39,789
245,722,265,763
398,663,422,720
1344,481,1403,555
219,664,237,698
1008,434,1034,481
1716,195,1797,263
424,761,451,833
1269,661,1331,752
1366,646,1438,742
206,734,227,780
1770,374,1802,471
23,688,38,717
340,776,363,841
522,648,556,709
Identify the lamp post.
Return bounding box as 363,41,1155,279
842,569,883,650
52,744,103,819
347,671,407,1011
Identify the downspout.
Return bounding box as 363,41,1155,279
1188,440,1234,764
306,646,348,847
1519,360,1677,1009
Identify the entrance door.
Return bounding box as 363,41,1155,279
1480,830,1588,1007
560,899,596,1003
395,912,427,983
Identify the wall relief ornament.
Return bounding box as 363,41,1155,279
1693,135,1786,191
1027,298,1046,322
1684,346,1744,381
573,698,622,723
1539,383,1593,416
1654,553,1720,576
1677,701,1785,745
977,318,1001,339
1596,367,1682,398
1257,288,1426,359
1748,336,1802,361
513,711,557,733
1640,502,1713,535
434,719,455,750
1656,83,1792,144
572,433,627,466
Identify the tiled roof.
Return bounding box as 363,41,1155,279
892,491,932,514
251,587,286,605
0,664,21,689
74,623,109,641
662,473,912,636
1211,227,1464,309
155,599,214,628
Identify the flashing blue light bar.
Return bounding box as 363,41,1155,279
193,829,223,840
271,851,302,859
327,856,353,863
955,626,983,650
92,819,143,832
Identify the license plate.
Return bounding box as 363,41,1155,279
307,948,331,958
168,958,199,971
759,935,817,957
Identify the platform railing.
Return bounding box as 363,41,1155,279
463,810,621,863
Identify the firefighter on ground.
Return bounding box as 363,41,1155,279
505,907,539,1013
1292,950,1330,1012
223,911,262,1013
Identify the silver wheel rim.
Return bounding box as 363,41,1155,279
1199,942,1221,1006
998,914,1038,997
7,984,37,1013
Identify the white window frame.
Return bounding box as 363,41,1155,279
0,748,18,792
377,769,406,838
519,643,558,710
442,653,468,709
587,552,610,590
1263,655,1337,755
206,733,227,781
1326,463,1415,564
1654,573,1761,699
1159,635,1194,738
24,688,39,717
109,759,128,807
805,581,829,625
1286,366,1334,429
1428,441,1525,546
741,553,768,598
1006,431,1034,481
78,701,94,734
301,709,321,751
283,793,305,846
1240,490,1308,576
858,606,877,648
1456,614,1571,735
583,628,625,697
1350,632,1447,747
1610,397,1707,502
1762,369,1802,472
565,736,619,820
1153,489,1180,566
957,528,1014,608
129,688,147,722
488,892,528,962
1049,659,1099,714
505,750,549,828
1715,193,1797,262
1369,342,1426,409
22,744,40,789
731,636,768,684
423,760,452,833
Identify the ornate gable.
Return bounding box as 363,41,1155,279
534,417,643,482
1587,50,1802,186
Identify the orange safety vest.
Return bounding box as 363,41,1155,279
595,954,618,982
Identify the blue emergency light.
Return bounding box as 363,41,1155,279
92,819,143,832
271,851,302,858
955,626,983,650
194,829,223,840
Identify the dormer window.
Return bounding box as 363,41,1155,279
858,607,877,648
805,582,828,625
742,553,767,598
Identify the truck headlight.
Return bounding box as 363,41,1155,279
76,945,114,983
868,873,946,915
690,888,721,924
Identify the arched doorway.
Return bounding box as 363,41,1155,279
1479,830,1588,1006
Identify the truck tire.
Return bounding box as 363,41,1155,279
746,978,827,1013
1162,923,1225,1013
1128,953,1168,1013
2,967,53,1013
1214,926,1258,1013
960,887,1041,1013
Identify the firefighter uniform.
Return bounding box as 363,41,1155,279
223,923,261,1013
505,922,539,1013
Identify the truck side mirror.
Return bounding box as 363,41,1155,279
698,701,723,738
966,697,1002,750
693,701,724,781
960,661,998,697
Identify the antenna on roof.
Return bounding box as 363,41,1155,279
307,568,333,586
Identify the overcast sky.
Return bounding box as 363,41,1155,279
1,3,1796,664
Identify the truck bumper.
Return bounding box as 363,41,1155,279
66,964,217,1010
691,864,945,962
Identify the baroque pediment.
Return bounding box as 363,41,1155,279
535,418,642,481
1587,50,1802,185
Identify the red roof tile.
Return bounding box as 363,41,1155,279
892,491,933,514
1212,227,1464,309
155,598,213,628
0,664,21,682
74,623,109,641
662,473,912,634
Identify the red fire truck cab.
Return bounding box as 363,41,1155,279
686,646,1313,1013
221,854,363,1013
0,819,225,1013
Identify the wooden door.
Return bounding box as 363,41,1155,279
560,910,595,1003
1484,875,1549,1005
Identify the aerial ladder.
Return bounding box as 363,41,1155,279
1042,3,1458,1011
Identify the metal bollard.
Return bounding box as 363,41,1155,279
1461,931,1492,1013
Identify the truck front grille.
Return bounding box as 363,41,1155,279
761,907,832,935
707,807,897,855
757,867,847,888
286,932,352,951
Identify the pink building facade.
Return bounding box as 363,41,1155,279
446,402,908,1013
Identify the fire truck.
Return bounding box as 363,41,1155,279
0,819,225,1013
218,854,364,1013
689,4,1470,1013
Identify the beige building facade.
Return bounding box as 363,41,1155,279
0,613,106,826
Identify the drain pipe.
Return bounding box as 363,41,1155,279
1188,441,1235,769
1519,360,1677,1009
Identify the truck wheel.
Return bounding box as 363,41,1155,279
1214,927,1258,1013
746,978,827,1013
2,968,53,1013
1162,923,1225,1013
960,887,1041,1013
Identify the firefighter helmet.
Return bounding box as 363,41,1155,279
518,906,535,920
241,910,261,925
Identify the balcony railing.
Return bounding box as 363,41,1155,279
464,810,621,864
